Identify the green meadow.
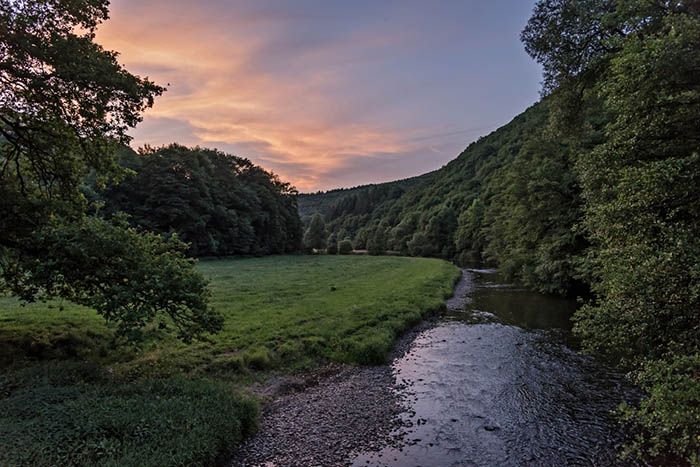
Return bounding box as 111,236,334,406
0,255,460,467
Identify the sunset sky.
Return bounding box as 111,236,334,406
97,1,542,192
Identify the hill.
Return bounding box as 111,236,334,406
297,175,425,220
298,100,586,295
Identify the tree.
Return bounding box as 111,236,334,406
326,233,337,254
303,213,327,251
367,225,387,256
389,214,417,254
425,206,457,258
455,198,485,263
0,0,220,341
407,231,433,257
480,130,588,296
524,0,700,461
101,145,302,257
338,238,353,255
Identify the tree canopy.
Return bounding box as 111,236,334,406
100,145,302,257
524,2,700,459
303,213,327,251
0,0,219,341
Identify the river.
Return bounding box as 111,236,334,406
350,268,640,467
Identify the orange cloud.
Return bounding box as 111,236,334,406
93,2,449,191
95,1,535,191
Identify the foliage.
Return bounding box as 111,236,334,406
297,176,422,219
482,131,588,295
520,0,619,95
338,238,353,255
0,366,259,467
326,233,338,254
455,198,485,262
101,145,302,257
619,355,700,464
407,232,433,258
0,0,163,225
0,0,216,341
425,206,457,259
303,213,327,251
389,213,418,255
6,215,221,342
525,0,700,462
367,225,387,256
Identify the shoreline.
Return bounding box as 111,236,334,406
230,271,469,466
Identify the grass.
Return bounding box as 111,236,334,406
200,254,459,368
0,254,460,467
0,363,259,467
1,255,460,373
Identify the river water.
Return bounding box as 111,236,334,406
351,268,640,467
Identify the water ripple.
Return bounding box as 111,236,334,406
351,270,640,467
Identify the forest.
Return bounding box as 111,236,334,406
97,144,303,258
300,1,700,462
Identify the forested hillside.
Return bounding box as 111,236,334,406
297,176,424,221
298,100,587,295
97,145,303,257
300,1,700,463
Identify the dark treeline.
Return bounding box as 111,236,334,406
97,144,303,257
299,1,700,463
297,176,423,220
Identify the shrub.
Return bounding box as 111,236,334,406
326,233,338,254
0,376,259,467
338,239,353,254
619,355,700,465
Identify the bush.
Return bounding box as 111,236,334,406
326,233,338,254
338,239,353,254
619,355,700,465
0,375,259,467
407,232,433,257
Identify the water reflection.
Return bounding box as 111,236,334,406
351,269,639,467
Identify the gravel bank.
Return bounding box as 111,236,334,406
231,271,469,467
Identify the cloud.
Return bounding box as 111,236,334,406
97,0,542,191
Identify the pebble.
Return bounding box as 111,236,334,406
230,319,440,467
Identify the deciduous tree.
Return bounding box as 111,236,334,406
0,0,220,341
303,213,327,251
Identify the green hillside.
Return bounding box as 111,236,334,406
298,100,585,295
297,175,425,220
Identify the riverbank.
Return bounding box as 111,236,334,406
234,269,646,466
229,273,476,466
231,317,442,466
0,255,460,467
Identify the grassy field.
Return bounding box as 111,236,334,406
0,254,460,466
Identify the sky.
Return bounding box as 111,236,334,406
97,0,542,192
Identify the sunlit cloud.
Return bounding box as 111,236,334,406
97,0,541,191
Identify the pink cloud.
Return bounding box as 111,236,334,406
96,0,541,191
